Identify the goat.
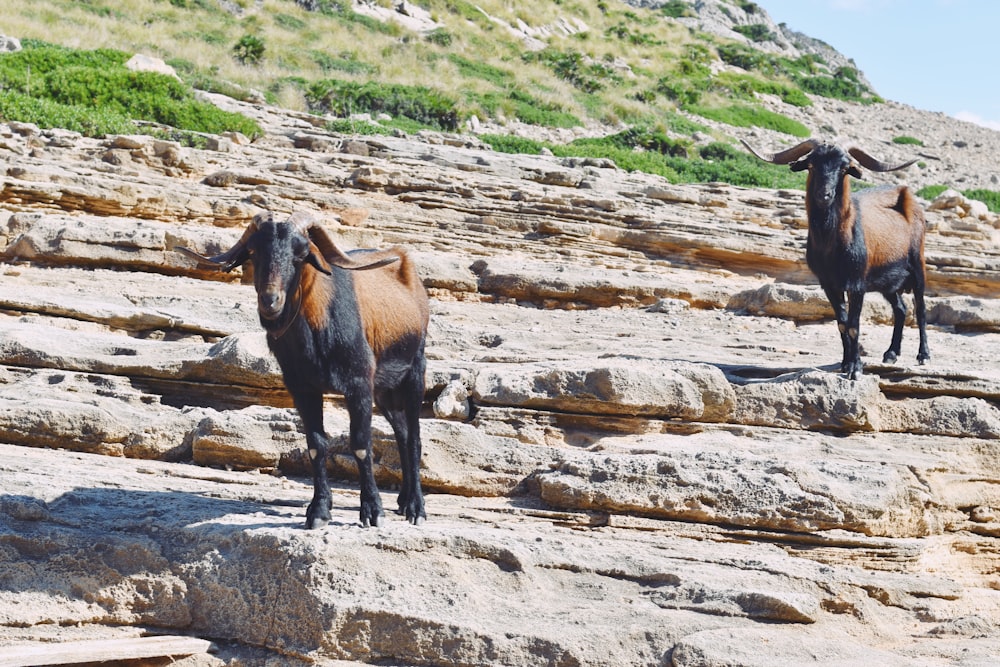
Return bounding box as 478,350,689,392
177,211,430,528
741,138,930,380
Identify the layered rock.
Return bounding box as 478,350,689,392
2,93,1000,665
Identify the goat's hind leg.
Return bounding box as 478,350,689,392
377,380,426,525
913,272,931,365
881,290,907,363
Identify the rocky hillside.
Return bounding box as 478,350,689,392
2,7,1000,667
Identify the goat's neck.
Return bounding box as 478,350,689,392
806,177,855,248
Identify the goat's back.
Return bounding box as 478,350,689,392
351,248,429,358
854,185,926,266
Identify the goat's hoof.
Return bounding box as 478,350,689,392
306,500,331,529
360,508,385,528
882,351,898,363
917,354,930,365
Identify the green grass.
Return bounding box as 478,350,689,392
483,129,807,189
306,78,461,131
916,185,949,201
892,135,923,146
0,0,910,193
688,103,810,137
0,40,262,138
917,184,1000,213
963,189,1000,213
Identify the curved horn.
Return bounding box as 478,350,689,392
291,213,400,271
174,212,267,272
741,138,820,165
847,146,917,172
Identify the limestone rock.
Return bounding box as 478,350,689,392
3,63,1000,664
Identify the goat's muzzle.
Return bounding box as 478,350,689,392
258,290,286,320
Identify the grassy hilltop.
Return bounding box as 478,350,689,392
1,0,995,205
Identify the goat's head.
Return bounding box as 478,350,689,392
741,138,917,208
176,211,398,322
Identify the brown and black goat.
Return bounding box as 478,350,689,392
742,138,930,379
177,212,430,528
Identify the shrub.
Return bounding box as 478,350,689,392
892,135,923,146
661,1,695,18
0,90,134,135
233,34,265,65
733,24,774,43
716,43,770,72
0,41,261,138
472,90,581,128
325,118,395,136
524,48,622,94
426,29,453,47
714,72,811,107
481,134,548,155
307,78,460,130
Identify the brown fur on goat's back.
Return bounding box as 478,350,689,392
856,186,927,272
352,248,429,358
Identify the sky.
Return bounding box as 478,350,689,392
758,1,1000,130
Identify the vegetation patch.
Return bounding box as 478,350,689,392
0,40,261,138
917,185,1000,213
688,103,810,137
733,24,774,43
916,185,949,201
962,188,1000,213
524,48,624,94
483,128,806,189
715,43,880,104
306,78,460,131
661,1,696,19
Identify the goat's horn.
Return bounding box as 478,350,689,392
847,146,917,172
174,214,263,271
291,213,400,271
741,138,820,165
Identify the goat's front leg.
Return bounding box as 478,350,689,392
346,380,384,528
822,286,850,372
294,392,333,529
844,290,866,380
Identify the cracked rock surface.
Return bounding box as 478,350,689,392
1,92,999,665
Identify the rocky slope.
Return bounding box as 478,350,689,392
2,64,1000,667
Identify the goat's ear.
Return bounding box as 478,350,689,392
847,163,863,178
306,251,332,275
789,157,810,172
